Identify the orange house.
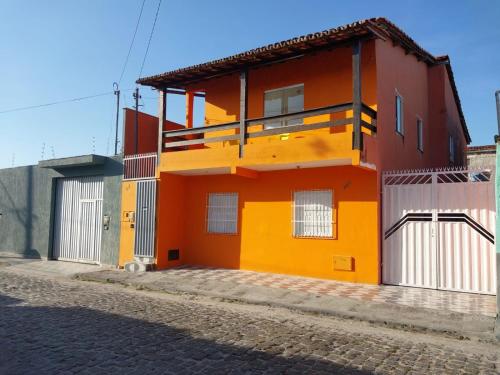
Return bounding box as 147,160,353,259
119,18,469,284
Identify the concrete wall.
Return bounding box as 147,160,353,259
0,155,122,266
467,152,496,169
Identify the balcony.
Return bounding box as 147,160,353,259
158,102,376,175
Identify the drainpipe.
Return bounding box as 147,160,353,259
496,91,500,136
495,90,500,340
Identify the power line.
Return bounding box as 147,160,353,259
0,91,114,115
118,0,146,85
0,89,134,115
138,0,162,79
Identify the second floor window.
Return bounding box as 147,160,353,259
417,118,423,152
449,135,455,163
264,84,304,129
395,93,404,135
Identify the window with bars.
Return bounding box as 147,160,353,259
206,193,238,234
293,190,333,238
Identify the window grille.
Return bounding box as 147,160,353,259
207,193,238,234
293,190,333,238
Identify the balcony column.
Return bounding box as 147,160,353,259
352,39,362,150
239,70,248,158
186,91,194,129
157,88,166,164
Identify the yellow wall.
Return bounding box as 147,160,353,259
157,166,379,284
118,181,137,267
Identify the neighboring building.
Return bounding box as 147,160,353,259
120,18,470,284
0,155,122,265
467,145,496,169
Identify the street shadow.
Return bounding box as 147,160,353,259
0,291,371,374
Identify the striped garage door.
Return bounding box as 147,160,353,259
52,176,104,263
383,168,496,295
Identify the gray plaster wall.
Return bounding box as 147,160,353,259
0,155,122,266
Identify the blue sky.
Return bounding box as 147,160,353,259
0,0,499,168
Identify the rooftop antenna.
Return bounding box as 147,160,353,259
41,143,46,160
51,146,55,159
113,82,121,155
92,136,96,154
11,153,15,167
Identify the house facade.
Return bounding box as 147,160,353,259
119,18,469,284
0,155,122,265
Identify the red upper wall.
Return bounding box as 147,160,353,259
373,39,467,172
123,108,184,156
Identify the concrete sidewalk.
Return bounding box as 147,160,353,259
0,256,107,278
74,266,498,343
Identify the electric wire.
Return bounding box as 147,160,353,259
118,0,146,85
0,91,115,115
138,0,162,79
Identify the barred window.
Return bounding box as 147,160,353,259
207,193,238,234
293,190,333,238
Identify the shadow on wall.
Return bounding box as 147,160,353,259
0,166,41,259
0,292,371,374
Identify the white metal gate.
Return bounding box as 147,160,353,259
134,180,156,258
53,176,103,263
383,168,496,295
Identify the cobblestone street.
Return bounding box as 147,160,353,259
0,268,498,375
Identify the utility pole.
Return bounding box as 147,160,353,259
133,87,141,154
495,90,500,136
113,82,121,155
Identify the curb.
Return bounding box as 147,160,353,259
75,272,498,345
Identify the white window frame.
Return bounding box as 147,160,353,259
395,91,404,136
416,117,424,152
292,189,333,238
206,192,238,234
264,84,304,129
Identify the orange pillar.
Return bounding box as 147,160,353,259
186,91,194,129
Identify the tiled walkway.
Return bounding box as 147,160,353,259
165,266,497,317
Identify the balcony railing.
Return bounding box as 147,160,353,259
123,152,157,180
162,102,376,153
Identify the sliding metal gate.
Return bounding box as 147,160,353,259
133,180,156,258
383,167,496,295
53,176,104,263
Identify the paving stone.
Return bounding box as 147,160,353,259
0,270,498,374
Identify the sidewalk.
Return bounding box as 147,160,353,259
75,265,498,343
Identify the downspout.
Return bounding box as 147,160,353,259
496,91,500,136
495,90,500,340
